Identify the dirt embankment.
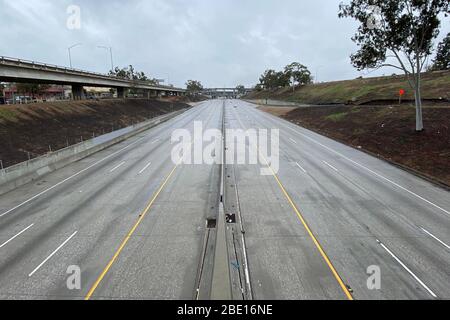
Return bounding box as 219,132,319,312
247,70,450,106
0,99,190,167
161,95,209,104
260,105,450,187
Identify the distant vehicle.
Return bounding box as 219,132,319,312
8,96,33,104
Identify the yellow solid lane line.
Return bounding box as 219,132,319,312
85,164,179,300
234,106,354,300
269,167,354,300
85,104,216,300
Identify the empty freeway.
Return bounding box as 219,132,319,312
0,100,449,300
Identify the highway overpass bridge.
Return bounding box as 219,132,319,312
202,87,253,99
0,56,186,100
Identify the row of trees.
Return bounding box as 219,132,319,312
108,65,163,95
252,1,448,132
0,83,53,99
14,83,51,97
257,62,313,90
108,65,159,85
236,85,246,95
186,80,204,93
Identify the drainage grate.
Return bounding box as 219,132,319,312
207,219,217,229
226,213,236,224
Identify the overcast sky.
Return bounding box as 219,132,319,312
1,0,449,88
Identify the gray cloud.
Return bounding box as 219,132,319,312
1,0,449,88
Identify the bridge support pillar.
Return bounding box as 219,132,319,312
117,87,125,99
72,85,85,100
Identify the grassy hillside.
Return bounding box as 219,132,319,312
246,70,450,105
259,104,450,187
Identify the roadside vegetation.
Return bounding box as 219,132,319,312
429,32,450,71
255,62,313,91
108,65,159,84
0,99,190,167
246,69,450,105
250,1,449,133
253,1,450,186
14,83,52,99
185,80,204,96
108,65,162,95
339,0,449,131
259,104,450,187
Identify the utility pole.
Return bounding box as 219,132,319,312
68,43,82,68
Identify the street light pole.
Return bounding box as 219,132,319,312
109,47,114,72
68,43,82,68
98,46,114,72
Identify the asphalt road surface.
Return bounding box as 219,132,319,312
0,99,449,300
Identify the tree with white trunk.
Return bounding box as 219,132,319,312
339,0,449,131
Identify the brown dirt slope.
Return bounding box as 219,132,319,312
260,105,450,187
247,70,450,105
0,99,190,167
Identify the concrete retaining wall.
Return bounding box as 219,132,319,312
0,109,187,196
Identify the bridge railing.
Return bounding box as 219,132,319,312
0,56,110,77
0,56,184,91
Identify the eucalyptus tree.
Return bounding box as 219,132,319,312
339,0,449,131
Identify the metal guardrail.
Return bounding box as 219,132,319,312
0,56,184,91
